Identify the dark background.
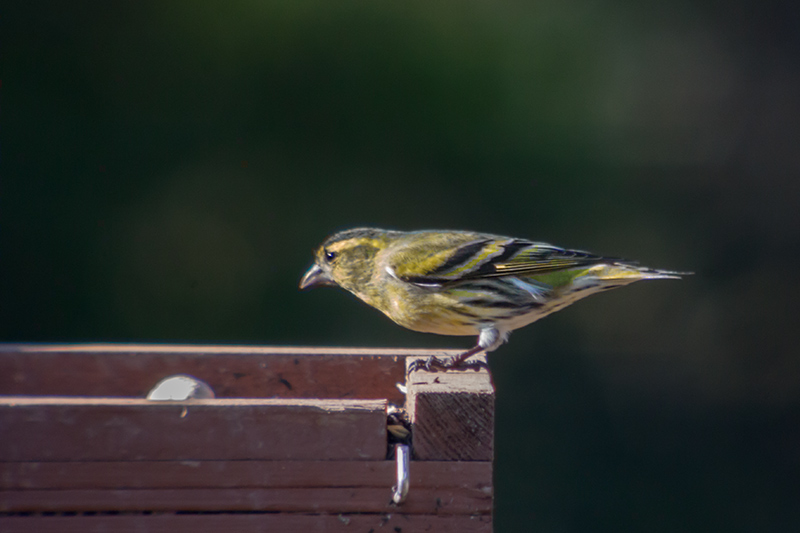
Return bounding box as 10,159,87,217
3,1,799,531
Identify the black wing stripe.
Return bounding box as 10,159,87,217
485,251,610,277
426,239,492,276
460,239,532,278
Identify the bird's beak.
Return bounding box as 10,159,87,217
299,264,336,290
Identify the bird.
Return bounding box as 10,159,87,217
299,228,690,372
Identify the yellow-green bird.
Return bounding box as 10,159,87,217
300,228,689,371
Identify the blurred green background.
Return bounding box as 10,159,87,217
3,1,799,530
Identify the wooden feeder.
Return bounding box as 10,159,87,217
0,344,494,532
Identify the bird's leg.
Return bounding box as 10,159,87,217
407,344,485,374
407,327,505,374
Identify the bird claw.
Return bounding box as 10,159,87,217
407,356,447,374
407,355,489,375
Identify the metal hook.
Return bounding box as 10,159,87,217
391,444,410,505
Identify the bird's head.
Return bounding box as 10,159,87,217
299,228,397,293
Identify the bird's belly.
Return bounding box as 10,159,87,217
388,306,481,336
492,285,608,331
367,279,612,337
405,316,481,336
376,290,482,336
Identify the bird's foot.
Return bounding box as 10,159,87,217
407,354,488,375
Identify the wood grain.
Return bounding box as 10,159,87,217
0,513,493,533
0,344,495,529
406,355,495,461
0,397,386,461
0,485,492,514
0,344,459,403
0,460,492,490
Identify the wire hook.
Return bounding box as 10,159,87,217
391,444,410,504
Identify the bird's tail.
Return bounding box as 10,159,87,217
589,263,693,282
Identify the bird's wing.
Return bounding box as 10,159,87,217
487,244,614,277
389,234,613,286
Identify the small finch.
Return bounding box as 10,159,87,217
300,228,689,371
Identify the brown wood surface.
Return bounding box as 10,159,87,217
0,513,493,533
0,460,492,491
0,397,386,461
0,344,461,403
406,355,495,461
0,344,495,529
0,485,491,514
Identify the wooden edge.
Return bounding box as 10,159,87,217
405,354,495,461
0,460,493,490
0,344,466,356
0,513,493,533
0,344,465,402
0,397,385,407
0,398,387,461
0,486,492,515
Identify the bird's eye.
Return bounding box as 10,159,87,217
324,249,337,262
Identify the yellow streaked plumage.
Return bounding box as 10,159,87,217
300,228,690,371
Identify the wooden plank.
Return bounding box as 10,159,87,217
0,344,462,402
0,486,492,514
0,460,492,491
0,397,386,461
0,513,493,533
406,355,494,461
